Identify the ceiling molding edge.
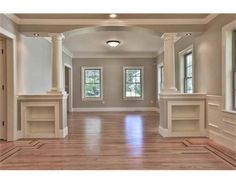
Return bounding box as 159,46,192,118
43,37,73,58
5,14,21,24
202,14,218,24
72,52,158,59
5,14,219,26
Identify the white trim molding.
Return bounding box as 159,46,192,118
222,19,236,112
72,107,159,112
59,126,68,138
5,14,218,26
44,37,73,58
64,64,73,113
81,66,103,101
0,26,17,141
123,66,144,100
178,44,194,93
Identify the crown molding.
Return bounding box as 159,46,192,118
73,51,158,59
202,14,218,24
4,14,21,24
44,37,73,58
5,14,219,26
157,34,181,56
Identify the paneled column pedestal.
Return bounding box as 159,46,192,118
17,93,68,139
158,93,207,137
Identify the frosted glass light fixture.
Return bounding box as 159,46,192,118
109,14,117,18
106,40,120,47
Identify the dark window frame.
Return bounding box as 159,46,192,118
124,68,143,98
160,65,164,89
233,31,236,110
184,52,193,93
84,68,102,98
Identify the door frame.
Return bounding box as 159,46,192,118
0,39,7,140
64,63,73,112
0,26,17,141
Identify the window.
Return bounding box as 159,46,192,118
157,63,164,100
234,69,236,109
179,45,194,93
184,52,193,93
233,31,236,109
123,67,144,100
81,67,103,100
160,65,164,89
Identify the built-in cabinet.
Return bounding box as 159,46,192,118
159,93,206,137
18,94,68,139
21,102,59,138
168,101,205,136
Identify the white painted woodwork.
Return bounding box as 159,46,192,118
0,26,17,141
168,100,205,137
64,64,73,112
207,95,236,151
0,40,6,140
18,93,68,139
159,93,206,137
48,33,64,93
161,33,178,93
21,101,59,138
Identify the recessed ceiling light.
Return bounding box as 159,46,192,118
33,33,40,37
109,14,117,18
106,40,120,47
185,33,192,36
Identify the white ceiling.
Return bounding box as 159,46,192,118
63,26,163,58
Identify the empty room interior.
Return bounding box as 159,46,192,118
0,13,236,170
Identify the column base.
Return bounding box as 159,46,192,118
158,126,169,137
48,88,67,95
160,88,179,94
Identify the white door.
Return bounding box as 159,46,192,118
0,40,6,140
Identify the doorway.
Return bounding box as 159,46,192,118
64,64,72,112
0,38,7,140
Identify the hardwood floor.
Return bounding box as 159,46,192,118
0,112,235,170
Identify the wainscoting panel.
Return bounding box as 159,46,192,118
207,95,236,151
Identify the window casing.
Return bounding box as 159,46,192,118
160,65,164,89
184,52,193,93
233,31,236,110
157,63,164,100
123,67,144,100
81,67,103,100
234,69,236,109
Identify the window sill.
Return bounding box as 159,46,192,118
123,97,144,101
222,109,236,115
82,97,103,101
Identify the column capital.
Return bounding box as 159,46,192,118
161,33,179,42
48,33,65,40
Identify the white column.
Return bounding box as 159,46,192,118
48,33,65,93
161,33,178,93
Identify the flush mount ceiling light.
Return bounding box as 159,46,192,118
185,33,192,36
109,14,117,18
33,33,40,37
106,40,120,47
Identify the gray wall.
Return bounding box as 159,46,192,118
72,58,157,108
17,35,72,94
157,14,236,96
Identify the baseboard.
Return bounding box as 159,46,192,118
158,126,169,137
208,130,236,151
17,130,23,140
72,107,159,112
58,126,68,138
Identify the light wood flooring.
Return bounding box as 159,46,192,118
0,112,235,169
